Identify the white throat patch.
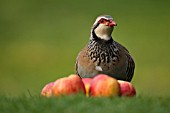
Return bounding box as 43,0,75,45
94,24,113,40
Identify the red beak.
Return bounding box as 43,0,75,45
108,20,117,27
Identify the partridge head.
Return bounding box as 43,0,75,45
91,15,117,41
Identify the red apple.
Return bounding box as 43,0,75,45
41,82,54,97
89,74,120,97
82,78,92,96
118,80,136,97
52,74,85,96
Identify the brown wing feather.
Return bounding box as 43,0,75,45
126,55,135,81
114,41,135,82
75,45,91,77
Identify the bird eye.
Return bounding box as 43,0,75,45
99,18,105,23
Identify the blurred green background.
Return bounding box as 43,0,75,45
0,0,170,97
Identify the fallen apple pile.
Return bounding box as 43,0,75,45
41,74,136,97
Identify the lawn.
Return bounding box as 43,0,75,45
0,95,170,113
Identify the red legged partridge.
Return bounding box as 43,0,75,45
75,15,135,82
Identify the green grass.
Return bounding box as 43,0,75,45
0,95,170,113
